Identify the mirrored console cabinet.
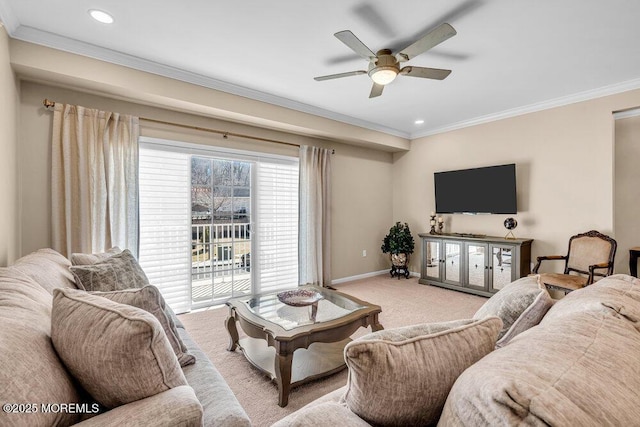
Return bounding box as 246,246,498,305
419,233,533,297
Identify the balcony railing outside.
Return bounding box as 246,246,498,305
191,223,252,304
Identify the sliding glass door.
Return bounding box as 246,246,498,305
138,137,299,313
191,157,252,306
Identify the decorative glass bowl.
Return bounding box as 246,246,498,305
277,289,324,307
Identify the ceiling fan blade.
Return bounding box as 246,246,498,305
369,83,384,98
314,70,367,81
334,30,377,61
325,53,362,66
396,23,457,62
434,0,485,28
353,3,396,38
400,66,452,80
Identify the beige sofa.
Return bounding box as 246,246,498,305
275,274,640,426
0,249,251,427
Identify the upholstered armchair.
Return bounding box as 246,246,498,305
532,230,617,294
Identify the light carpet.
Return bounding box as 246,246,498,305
178,275,487,427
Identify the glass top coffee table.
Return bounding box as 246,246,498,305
225,285,383,407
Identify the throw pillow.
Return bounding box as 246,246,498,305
91,285,195,367
341,317,502,426
70,247,122,266
51,288,188,408
68,249,182,332
474,275,554,347
70,249,149,292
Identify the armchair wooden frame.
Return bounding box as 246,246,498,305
533,230,617,293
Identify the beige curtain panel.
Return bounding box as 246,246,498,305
51,103,140,257
299,145,332,286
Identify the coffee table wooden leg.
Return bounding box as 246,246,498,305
225,311,239,352
274,352,293,407
371,313,384,332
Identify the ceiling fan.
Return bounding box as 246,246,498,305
314,22,457,98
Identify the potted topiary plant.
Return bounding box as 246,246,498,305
381,222,415,279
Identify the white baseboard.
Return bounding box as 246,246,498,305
331,270,388,285
331,269,421,285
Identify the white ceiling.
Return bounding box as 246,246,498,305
2,0,640,139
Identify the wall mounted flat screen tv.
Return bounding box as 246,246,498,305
434,164,517,214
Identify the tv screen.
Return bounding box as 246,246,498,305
434,164,517,214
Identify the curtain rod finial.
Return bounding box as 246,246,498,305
43,99,56,109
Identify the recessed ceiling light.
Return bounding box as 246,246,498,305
414,119,425,125
89,9,114,24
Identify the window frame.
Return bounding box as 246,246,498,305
138,136,299,311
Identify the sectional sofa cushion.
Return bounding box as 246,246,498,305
440,276,640,426
70,249,149,292
272,401,371,427
51,288,188,408
0,267,83,426
91,285,195,367
70,246,122,266
177,327,251,426
541,273,640,325
12,248,77,294
341,317,502,426
474,275,554,347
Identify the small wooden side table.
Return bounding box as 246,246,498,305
629,247,640,278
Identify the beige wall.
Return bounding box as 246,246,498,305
0,25,19,266
18,81,393,280
11,39,409,152
614,113,640,274
18,82,640,279
393,89,640,274
12,39,640,280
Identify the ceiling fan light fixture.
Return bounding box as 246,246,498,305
369,67,398,85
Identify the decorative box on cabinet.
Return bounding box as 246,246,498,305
419,233,533,297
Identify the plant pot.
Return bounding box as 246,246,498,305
390,253,410,279
391,253,409,267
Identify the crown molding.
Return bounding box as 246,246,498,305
0,1,19,34
613,107,640,120
8,23,640,141
411,77,640,139
10,25,410,139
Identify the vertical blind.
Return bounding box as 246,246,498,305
138,138,299,313
138,145,192,313
255,161,299,293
